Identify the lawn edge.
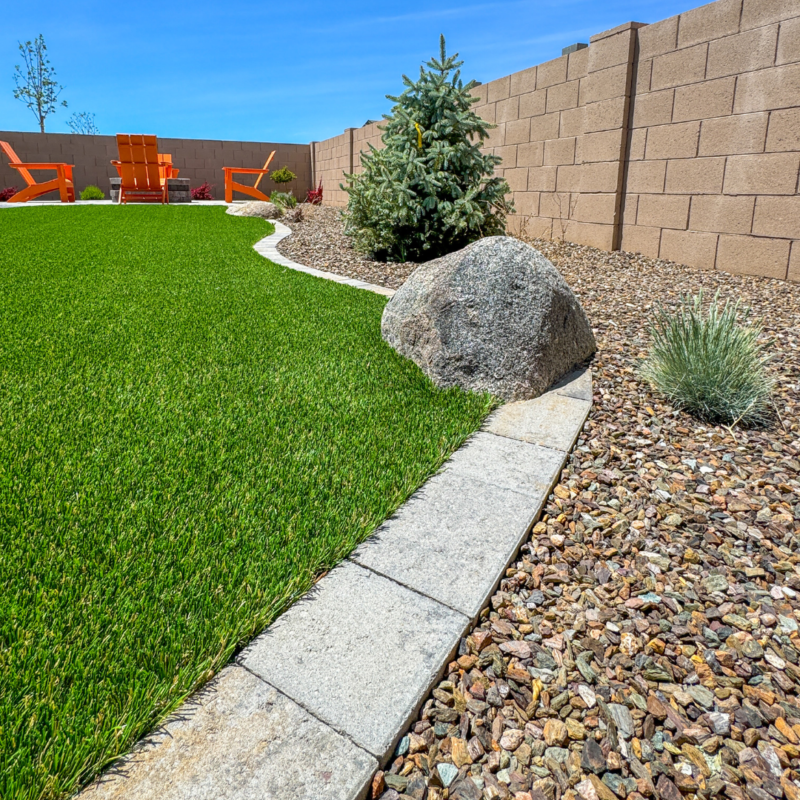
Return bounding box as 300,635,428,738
253,220,396,297
79,369,592,800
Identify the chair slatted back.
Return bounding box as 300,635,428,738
0,140,35,187
116,134,163,195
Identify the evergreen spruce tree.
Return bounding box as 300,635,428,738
342,36,513,262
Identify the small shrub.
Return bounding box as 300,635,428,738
270,166,296,185
191,181,214,200
0,186,19,202
80,185,105,200
270,191,297,210
641,291,774,426
306,182,323,205
342,36,512,262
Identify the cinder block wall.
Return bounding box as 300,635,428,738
621,0,800,281
311,0,800,282
0,132,312,201
310,129,355,207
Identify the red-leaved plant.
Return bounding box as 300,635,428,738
191,182,214,200
306,182,323,205
0,186,19,202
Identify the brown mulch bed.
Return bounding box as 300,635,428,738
281,208,800,800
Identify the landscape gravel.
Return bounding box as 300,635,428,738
277,205,417,288
279,210,800,800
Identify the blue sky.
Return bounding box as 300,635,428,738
3,0,693,143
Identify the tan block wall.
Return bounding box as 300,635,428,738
311,129,356,208
0,131,312,201
621,0,800,280
310,0,800,281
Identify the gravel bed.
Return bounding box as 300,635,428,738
277,205,417,289
372,239,800,800
278,211,800,800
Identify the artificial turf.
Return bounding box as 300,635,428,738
0,206,493,799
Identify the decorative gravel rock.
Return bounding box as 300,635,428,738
370,235,799,800
277,205,416,289
226,200,281,219
380,237,596,401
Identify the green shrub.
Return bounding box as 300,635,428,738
342,36,513,262
270,166,296,185
270,191,297,210
641,292,774,426
80,185,104,200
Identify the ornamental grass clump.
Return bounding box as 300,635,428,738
641,292,774,426
342,35,513,262
270,191,297,210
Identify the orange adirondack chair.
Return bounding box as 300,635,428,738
158,154,179,183
0,140,75,203
113,149,178,185
111,134,169,204
222,150,276,203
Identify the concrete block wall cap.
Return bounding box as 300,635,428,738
80,666,376,800
590,20,648,42
240,560,470,760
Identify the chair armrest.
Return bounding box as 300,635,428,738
223,167,272,175
9,162,74,170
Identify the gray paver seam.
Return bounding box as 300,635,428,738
483,400,591,454
234,569,470,758
235,661,378,760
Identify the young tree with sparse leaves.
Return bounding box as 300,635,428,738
13,35,67,133
67,111,99,135
342,35,513,262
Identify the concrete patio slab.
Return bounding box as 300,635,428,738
240,561,469,760
81,666,376,800
350,470,548,619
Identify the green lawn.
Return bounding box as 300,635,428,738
0,206,492,799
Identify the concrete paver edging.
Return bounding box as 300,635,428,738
82,369,591,800
257,220,396,297
9,200,592,799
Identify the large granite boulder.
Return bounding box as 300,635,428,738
226,201,281,219
381,236,596,401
